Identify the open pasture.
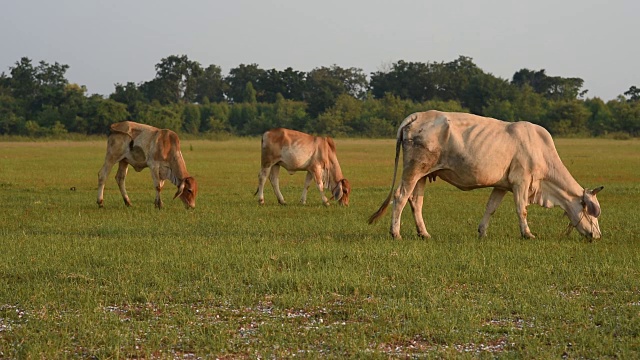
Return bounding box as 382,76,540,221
0,137,639,358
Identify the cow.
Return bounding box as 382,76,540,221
368,110,603,240
256,128,351,206
97,121,198,209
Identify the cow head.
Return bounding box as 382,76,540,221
570,186,603,239
332,179,351,206
174,176,198,209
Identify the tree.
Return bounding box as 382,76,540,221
510,85,547,124
463,72,515,115
584,97,615,135
432,55,484,102
624,86,640,102
9,57,69,120
279,67,306,101
225,64,266,103
607,97,640,136
304,65,367,118
182,103,201,134
85,96,129,134
257,67,307,103
243,82,257,104
512,68,585,101
58,83,88,133
546,100,591,136
135,102,182,131
370,60,436,102
200,101,230,133
195,64,226,103
146,55,203,104
111,82,145,114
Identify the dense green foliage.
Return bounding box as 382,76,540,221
0,138,638,358
1,55,640,138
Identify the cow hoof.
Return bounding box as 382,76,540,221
522,232,536,239
418,232,431,239
258,199,265,205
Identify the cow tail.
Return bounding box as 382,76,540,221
254,132,266,196
368,131,403,224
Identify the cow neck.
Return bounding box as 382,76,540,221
329,155,344,183
543,156,584,217
166,151,190,187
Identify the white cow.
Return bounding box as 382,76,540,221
369,110,603,239
256,128,350,206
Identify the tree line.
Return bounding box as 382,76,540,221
1,54,639,138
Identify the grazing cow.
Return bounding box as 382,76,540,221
256,128,350,206
97,121,198,209
368,110,603,239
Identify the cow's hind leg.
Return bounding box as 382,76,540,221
97,158,117,207
478,188,507,237
115,160,133,207
408,176,430,238
257,165,271,205
390,172,423,239
269,165,287,205
300,172,313,204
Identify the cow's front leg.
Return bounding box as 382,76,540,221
300,172,314,204
311,167,330,206
268,165,286,205
512,185,535,238
154,180,165,209
408,176,430,238
150,167,164,209
115,160,132,207
478,188,507,237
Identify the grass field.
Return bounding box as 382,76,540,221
0,137,639,358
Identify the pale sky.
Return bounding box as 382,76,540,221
1,0,638,101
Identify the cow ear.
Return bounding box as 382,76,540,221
585,200,601,218
583,192,601,218
174,180,185,199
332,182,343,201
591,186,604,195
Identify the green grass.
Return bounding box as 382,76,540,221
0,137,639,358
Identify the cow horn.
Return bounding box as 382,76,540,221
174,180,185,199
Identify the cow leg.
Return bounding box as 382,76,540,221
115,160,132,207
97,157,117,208
311,167,330,206
149,165,165,209
300,171,313,204
390,174,422,239
257,165,271,205
408,176,430,238
269,165,287,205
512,185,535,238
478,188,507,237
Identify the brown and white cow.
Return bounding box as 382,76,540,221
97,121,198,209
256,128,350,206
368,110,603,239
